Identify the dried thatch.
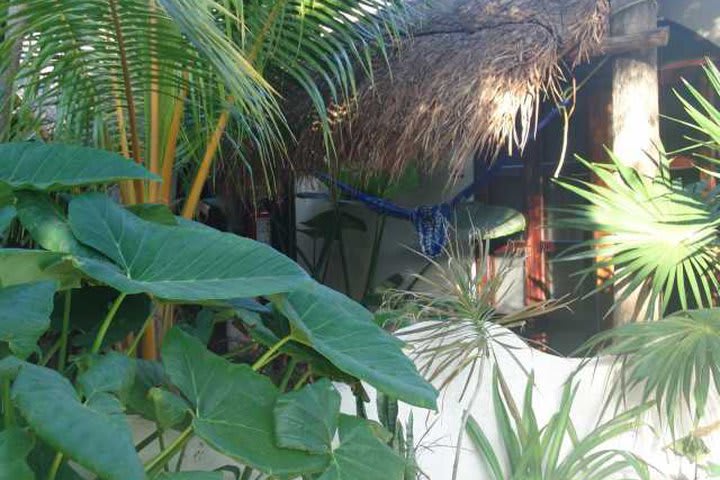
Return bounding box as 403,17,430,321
292,0,609,175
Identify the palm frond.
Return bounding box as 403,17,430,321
555,153,720,320
579,308,720,428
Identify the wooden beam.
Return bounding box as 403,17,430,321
601,27,669,55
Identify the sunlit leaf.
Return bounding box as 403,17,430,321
275,282,437,409
0,143,158,190
68,193,309,301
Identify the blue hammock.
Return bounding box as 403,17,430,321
317,100,568,257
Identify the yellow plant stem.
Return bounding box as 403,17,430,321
181,109,230,219
114,92,137,205
161,77,188,205
148,0,161,202
46,452,63,480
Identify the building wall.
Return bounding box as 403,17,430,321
659,0,720,45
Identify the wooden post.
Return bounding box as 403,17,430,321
610,0,661,325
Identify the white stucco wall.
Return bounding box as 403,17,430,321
133,326,720,479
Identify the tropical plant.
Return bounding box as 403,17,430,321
0,143,437,479
579,309,720,429
555,61,720,320
1,0,411,355
386,240,563,394
466,369,651,480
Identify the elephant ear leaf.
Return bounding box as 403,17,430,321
0,142,158,190
68,193,309,302
0,428,35,480
161,328,328,477
274,282,437,409
274,379,340,454
12,364,144,480
0,281,56,359
274,382,405,480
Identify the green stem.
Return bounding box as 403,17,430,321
144,426,193,475
278,357,298,392
39,337,63,367
174,444,187,472
58,290,72,372
127,309,155,358
46,452,63,480
157,428,168,472
293,368,312,391
2,378,14,428
251,336,291,371
135,430,160,453
91,293,127,354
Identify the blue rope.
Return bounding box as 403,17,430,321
317,99,571,256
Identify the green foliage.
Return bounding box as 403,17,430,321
0,142,435,479
452,203,526,240
386,241,565,392
580,308,720,426
0,143,159,190
0,428,34,480
467,370,650,480
0,281,56,359
556,154,720,319
275,282,437,409
68,192,310,301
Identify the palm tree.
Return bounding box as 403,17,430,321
0,0,409,208
0,0,410,356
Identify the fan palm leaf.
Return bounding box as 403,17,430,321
579,308,720,427
555,153,720,320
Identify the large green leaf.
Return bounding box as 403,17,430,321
276,282,437,409
0,281,56,359
12,363,144,480
273,382,404,480
0,428,34,480
77,353,135,400
120,359,169,421
0,249,79,289
0,143,158,190
453,203,526,240
162,328,328,477
68,193,309,301
0,206,14,236
15,191,96,257
317,415,404,480
274,379,340,454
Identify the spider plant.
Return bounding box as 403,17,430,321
466,369,651,480
383,238,567,480
387,240,565,394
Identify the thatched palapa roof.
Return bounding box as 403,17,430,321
293,0,610,175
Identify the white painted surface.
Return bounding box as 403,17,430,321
135,326,719,479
